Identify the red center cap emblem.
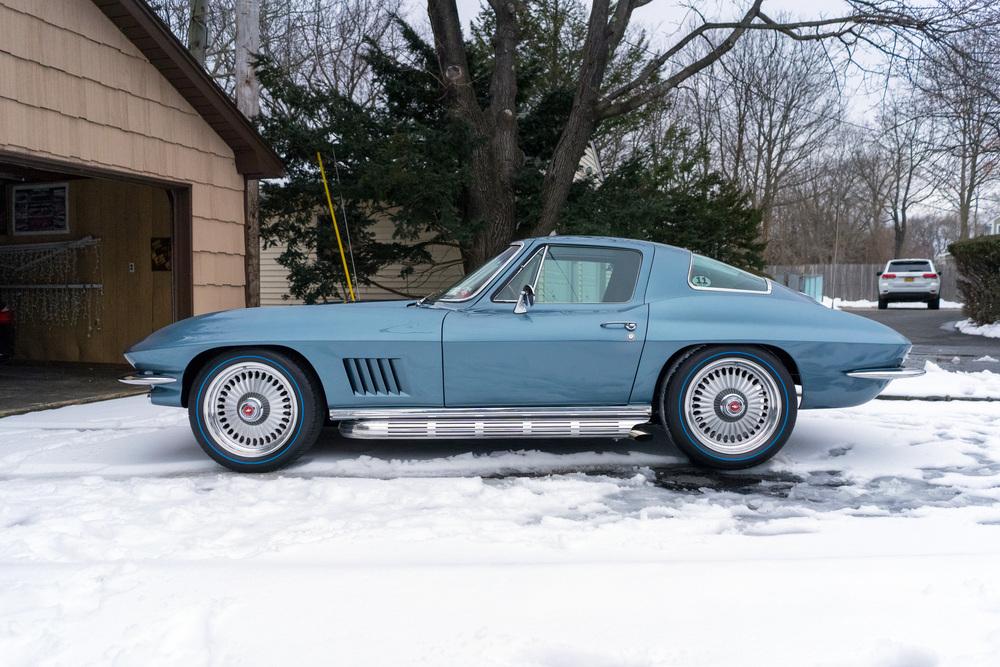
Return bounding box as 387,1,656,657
729,400,742,413
242,404,255,417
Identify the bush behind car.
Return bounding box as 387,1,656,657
949,235,1000,324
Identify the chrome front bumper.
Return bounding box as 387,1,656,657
845,368,926,380
119,373,177,386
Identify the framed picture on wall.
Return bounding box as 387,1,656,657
12,182,69,235
151,237,172,271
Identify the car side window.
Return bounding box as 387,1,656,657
494,249,545,302
496,245,642,304
688,254,769,293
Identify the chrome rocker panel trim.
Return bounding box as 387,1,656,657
333,405,652,440
845,368,926,380
119,374,177,386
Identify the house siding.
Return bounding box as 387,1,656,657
260,216,465,305
0,0,247,313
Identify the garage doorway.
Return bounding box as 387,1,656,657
0,154,192,367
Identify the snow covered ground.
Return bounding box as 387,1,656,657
822,297,963,309
2,390,1000,666
881,361,1000,399
956,318,1000,339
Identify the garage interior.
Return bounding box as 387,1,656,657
0,157,192,415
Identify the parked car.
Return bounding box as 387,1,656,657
122,236,922,473
0,302,12,363
877,258,942,309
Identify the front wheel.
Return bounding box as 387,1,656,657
659,347,797,470
188,349,325,472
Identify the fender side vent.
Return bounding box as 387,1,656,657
343,357,404,395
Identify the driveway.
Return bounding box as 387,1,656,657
845,308,999,371
2,395,999,664
0,362,143,417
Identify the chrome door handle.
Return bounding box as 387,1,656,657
601,321,637,331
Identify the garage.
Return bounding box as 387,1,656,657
0,162,184,363
0,0,281,411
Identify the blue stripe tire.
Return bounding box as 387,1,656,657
658,346,797,470
188,349,325,473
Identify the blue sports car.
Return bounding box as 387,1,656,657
121,236,922,472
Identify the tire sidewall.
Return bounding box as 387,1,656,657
189,350,322,472
662,347,796,470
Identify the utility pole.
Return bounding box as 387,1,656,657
235,0,261,307
186,0,208,66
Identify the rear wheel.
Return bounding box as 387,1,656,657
878,297,888,310
659,346,797,470
188,349,325,472
928,297,940,310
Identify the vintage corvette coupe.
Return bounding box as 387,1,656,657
122,236,922,472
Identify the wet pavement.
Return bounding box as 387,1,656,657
0,362,143,417
844,308,999,372
318,425,1000,527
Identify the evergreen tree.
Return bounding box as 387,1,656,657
257,17,765,303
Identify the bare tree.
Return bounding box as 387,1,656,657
919,29,1000,239
425,0,987,266
681,28,843,240
155,0,402,105
878,97,940,255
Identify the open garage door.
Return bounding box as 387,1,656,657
0,158,191,364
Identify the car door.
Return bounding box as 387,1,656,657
441,243,650,407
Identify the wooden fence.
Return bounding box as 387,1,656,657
767,258,958,302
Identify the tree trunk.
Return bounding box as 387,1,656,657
532,0,614,236
893,210,906,257
186,0,209,65
533,109,597,236
428,0,521,270
236,0,261,307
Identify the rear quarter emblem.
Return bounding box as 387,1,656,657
691,275,712,288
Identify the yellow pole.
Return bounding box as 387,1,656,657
316,151,356,302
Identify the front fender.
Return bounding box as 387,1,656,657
125,302,448,408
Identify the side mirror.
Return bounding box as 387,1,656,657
876,271,883,276
514,284,535,314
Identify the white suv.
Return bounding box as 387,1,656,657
877,259,941,309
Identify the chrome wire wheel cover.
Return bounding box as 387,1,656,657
683,357,782,455
201,362,299,458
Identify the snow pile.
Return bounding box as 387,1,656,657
956,318,1000,339
2,396,1000,664
975,355,999,363
881,360,1000,399
822,296,963,309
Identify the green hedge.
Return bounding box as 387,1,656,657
949,235,1000,324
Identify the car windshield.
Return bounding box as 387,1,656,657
423,244,520,302
888,260,932,273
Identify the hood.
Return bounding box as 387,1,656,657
128,300,415,353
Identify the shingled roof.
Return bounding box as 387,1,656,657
91,0,284,178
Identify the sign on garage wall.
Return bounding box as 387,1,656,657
12,183,69,235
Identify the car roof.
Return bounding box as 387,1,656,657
518,235,689,255
888,258,933,262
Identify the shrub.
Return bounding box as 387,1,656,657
948,235,1000,324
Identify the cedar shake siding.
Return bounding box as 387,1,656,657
0,0,280,314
